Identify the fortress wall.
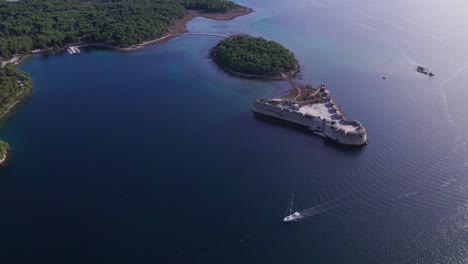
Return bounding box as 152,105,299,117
253,102,324,131
253,101,368,146
253,83,368,146
322,89,350,120
323,123,367,145
339,119,356,126
333,113,343,120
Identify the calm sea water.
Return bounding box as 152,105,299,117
1,0,467,263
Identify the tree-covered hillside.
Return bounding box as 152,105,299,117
211,35,297,77
0,64,32,116
0,0,238,58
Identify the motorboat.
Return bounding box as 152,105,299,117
284,211,301,222
283,194,301,223
416,66,434,77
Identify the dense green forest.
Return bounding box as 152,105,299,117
211,35,297,76
0,64,32,116
0,0,238,58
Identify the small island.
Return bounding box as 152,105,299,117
211,35,298,78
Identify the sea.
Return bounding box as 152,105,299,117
1,0,467,263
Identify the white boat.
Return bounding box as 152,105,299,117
283,194,301,223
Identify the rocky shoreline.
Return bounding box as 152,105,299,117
0,152,7,166
212,63,299,80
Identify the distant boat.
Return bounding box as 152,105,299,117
283,194,302,223
416,66,435,77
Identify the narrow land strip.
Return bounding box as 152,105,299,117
65,7,252,52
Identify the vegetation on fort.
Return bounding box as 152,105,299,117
0,0,238,58
0,65,32,116
211,35,297,77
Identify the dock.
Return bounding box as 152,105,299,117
67,46,80,55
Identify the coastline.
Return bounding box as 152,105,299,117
0,155,5,165
0,89,31,168
0,57,33,123
0,100,21,121
0,152,7,166
0,5,253,168
70,6,253,52
0,5,253,118
212,63,300,80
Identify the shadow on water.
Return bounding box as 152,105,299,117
252,112,366,153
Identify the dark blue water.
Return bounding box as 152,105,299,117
1,0,467,263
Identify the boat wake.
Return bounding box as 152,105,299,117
437,64,468,125
299,204,343,219
435,64,468,191
294,198,348,221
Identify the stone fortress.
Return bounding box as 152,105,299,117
252,83,368,146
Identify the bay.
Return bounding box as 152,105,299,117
0,0,467,263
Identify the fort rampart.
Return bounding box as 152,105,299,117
252,85,367,146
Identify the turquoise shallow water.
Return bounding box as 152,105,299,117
0,0,467,263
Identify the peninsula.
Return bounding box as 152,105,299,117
211,35,298,79
0,65,31,164
252,79,368,146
